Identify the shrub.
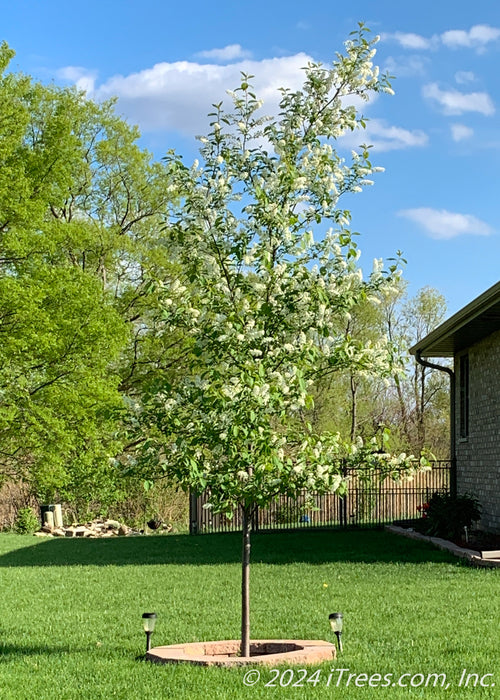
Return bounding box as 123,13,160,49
13,506,40,534
423,492,481,540
274,496,316,525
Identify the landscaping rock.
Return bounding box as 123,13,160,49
105,519,121,529
34,517,146,539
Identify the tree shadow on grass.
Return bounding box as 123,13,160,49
0,529,458,568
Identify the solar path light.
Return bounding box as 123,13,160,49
142,612,157,653
329,612,343,653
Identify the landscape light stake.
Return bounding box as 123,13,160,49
142,613,157,653
329,612,343,653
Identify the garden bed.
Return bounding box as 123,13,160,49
386,524,500,567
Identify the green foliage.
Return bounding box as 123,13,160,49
423,492,482,540
13,506,39,534
0,42,182,507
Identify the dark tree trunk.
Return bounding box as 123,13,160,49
349,373,358,441
241,505,252,657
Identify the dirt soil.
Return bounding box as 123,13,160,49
454,531,500,553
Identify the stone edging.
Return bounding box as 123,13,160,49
146,639,336,667
385,525,500,568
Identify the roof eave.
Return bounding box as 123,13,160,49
409,280,500,358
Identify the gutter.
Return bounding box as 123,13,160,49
415,350,457,497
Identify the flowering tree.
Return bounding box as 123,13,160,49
139,25,422,656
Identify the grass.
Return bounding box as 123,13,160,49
0,529,497,699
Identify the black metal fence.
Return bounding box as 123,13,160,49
189,460,451,534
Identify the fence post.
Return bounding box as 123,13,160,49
189,492,198,535
252,506,259,532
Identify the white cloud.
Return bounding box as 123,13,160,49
455,70,475,85
383,24,500,53
345,119,428,151
88,54,314,134
441,24,500,50
382,32,436,50
56,66,97,93
450,123,474,141
398,208,493,239
195,44,251,61
422,83,495,116
56,55,427,154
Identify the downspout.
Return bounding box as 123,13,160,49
415,350,457,497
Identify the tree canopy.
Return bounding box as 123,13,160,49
0,41,180,505
137,27,420,510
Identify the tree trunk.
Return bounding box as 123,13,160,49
241,505,252,657
393,372,409,440
349,373,357,441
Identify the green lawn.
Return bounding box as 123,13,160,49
0,529,497,699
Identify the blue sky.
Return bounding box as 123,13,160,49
2,0,500,314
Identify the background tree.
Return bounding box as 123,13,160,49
137,26,424,656
375,283,448,454
305,282,449,456
308,290,388,441
0,41,183,512
402,286,448,453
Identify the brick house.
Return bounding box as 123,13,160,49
410,281,500,533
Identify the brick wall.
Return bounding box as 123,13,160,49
456,328,500,533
